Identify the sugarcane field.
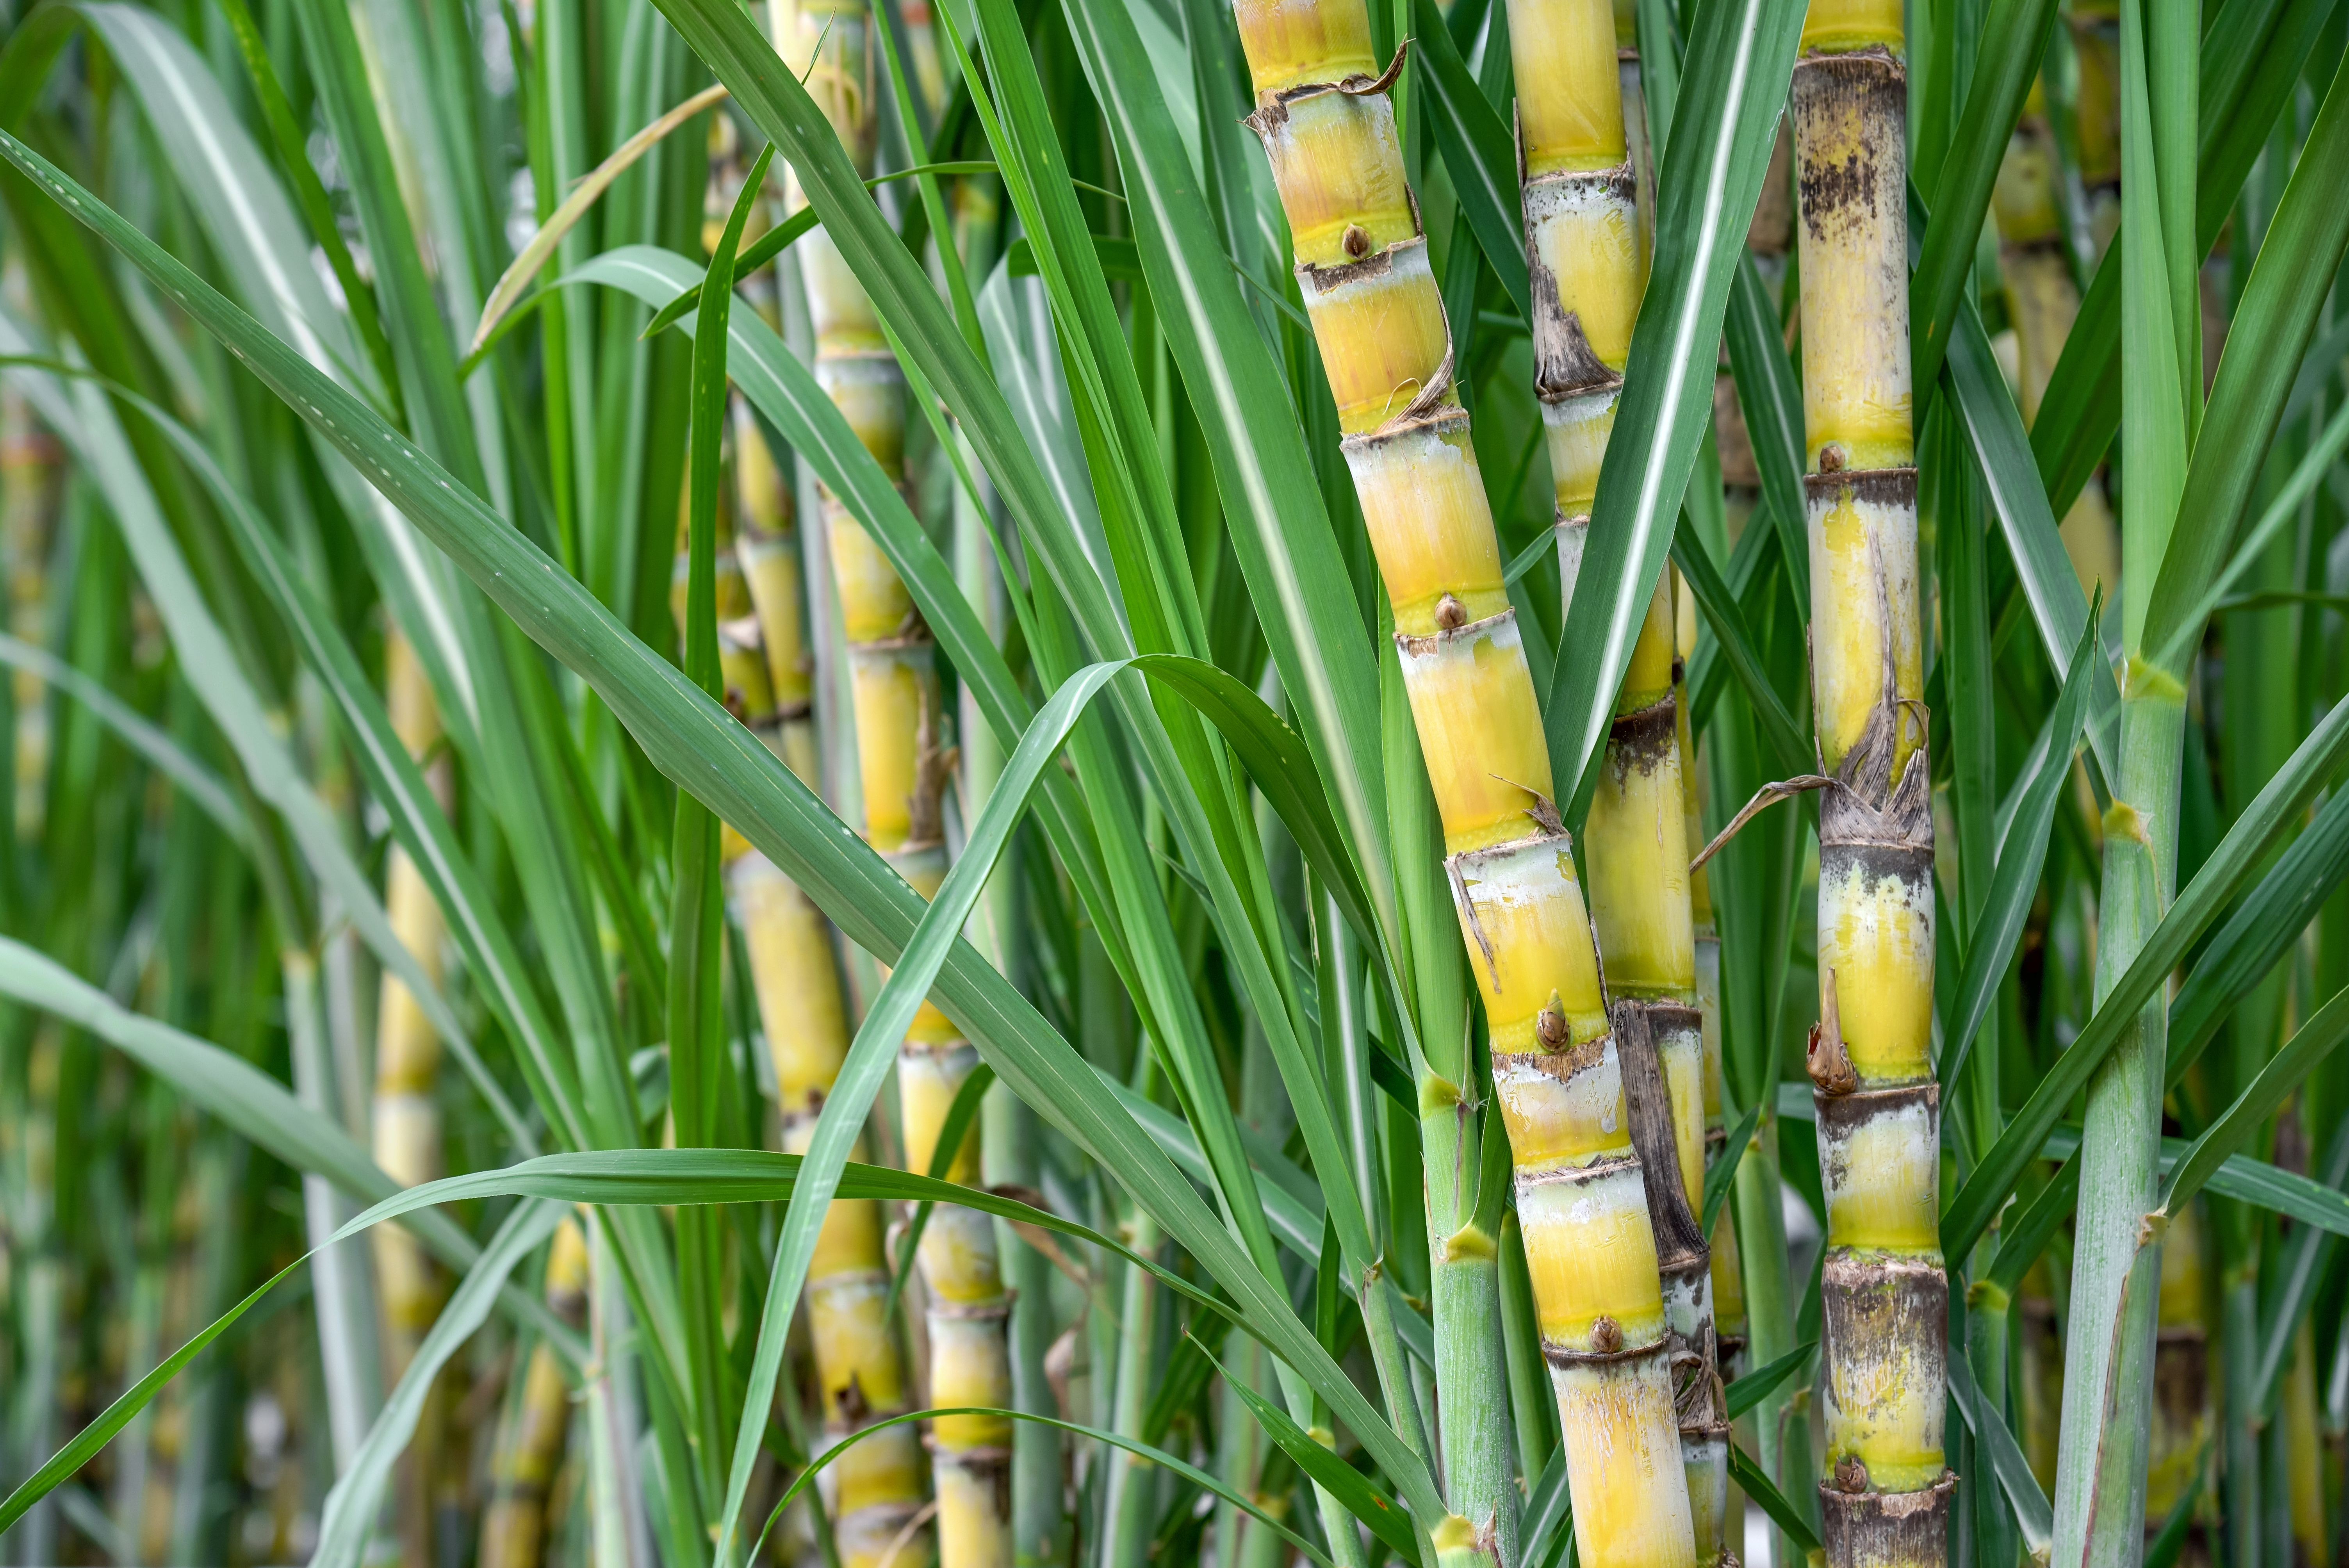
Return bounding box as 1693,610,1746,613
2,0,2347,1559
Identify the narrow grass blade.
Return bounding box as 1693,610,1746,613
1731,1443,1821,1554
2158,987,2349,1215
1940,242,2122,781
1059,0,1405,971
712,660,1128,1566
0,341,504,1140
1937,598,2100,1097
2143,46,2349,666
1210,1343,1425,1566
77,3,366,392
311,1201,567,1568
0,936,485,1270
1943,678,2349,1261
2166,784,2349,1087
754,1406,1333,1567
1410,0,1531,321
1721,254,1809,615
1910,0,2062,399
0,626,243,844
1948,1341,2054,1564
473,83,730,352
1725,1340,1815,1422
0,130,1421,1532
1699,1100,1762,1238
886,1064,997,1322
1672,516,1807,771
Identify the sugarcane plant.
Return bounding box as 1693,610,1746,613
6,0,2349,1566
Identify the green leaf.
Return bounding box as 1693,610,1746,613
0,125,1426,1546
0,331,524,1146
1984,1155,2082,1301
0,625,244,845
199,0,401,419
1209,1342,1426,1566
1410,0,1531,322
1003,231,1144,280
1720,254,1809,617
1936,214,2123,782
2159,986,2349,1215
753,1406,1334,1568
2039,1126,2349,1240
1942,684,2349,1261
2027,0,2336,517
474,83,731,352
1725,1340,1815,1422
1699,1100,1762,1239
76,3,371,397
0,1255,310,1535
1543,0,1805,810
2166,783,2349,1088
1059,0,1406,986
631,159,1002,342
576,246,1134,987
312,1202,567,1568
2141,48,2349,666
0,933,584,1365
1731,1442,1821,1555
1521,1447,1571,1568
1909,0,2062,400
2248,1121,2349,1415
1946,1341,2054,1563
711,658,1130,1565
886,1063,997,1323
1936,596,2100,1098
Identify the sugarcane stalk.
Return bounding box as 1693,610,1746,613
1990,91,2121,600
1788,5,1954,1562
2286,1320,2327,1568
2148,1199,2212,1564
369,630,454,1568
768,5,1011,1555
725,417,933,1568
1509,0,1729,1551
480,1220,594,1568
1230,2,1697,1563
2051,670,2184,1568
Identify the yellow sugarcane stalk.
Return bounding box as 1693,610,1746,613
707,358,936,1564
1989,86,2121,600
1231,4,1695,1565
479,1219,593,1568
371,630,459,1568
1508,0,1729,1552
766,6,1012,1560
2067,0,2121,260
1790,3,1954,1559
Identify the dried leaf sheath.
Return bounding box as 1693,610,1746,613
1790,6,1952,1561
1232,0,1696,1563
